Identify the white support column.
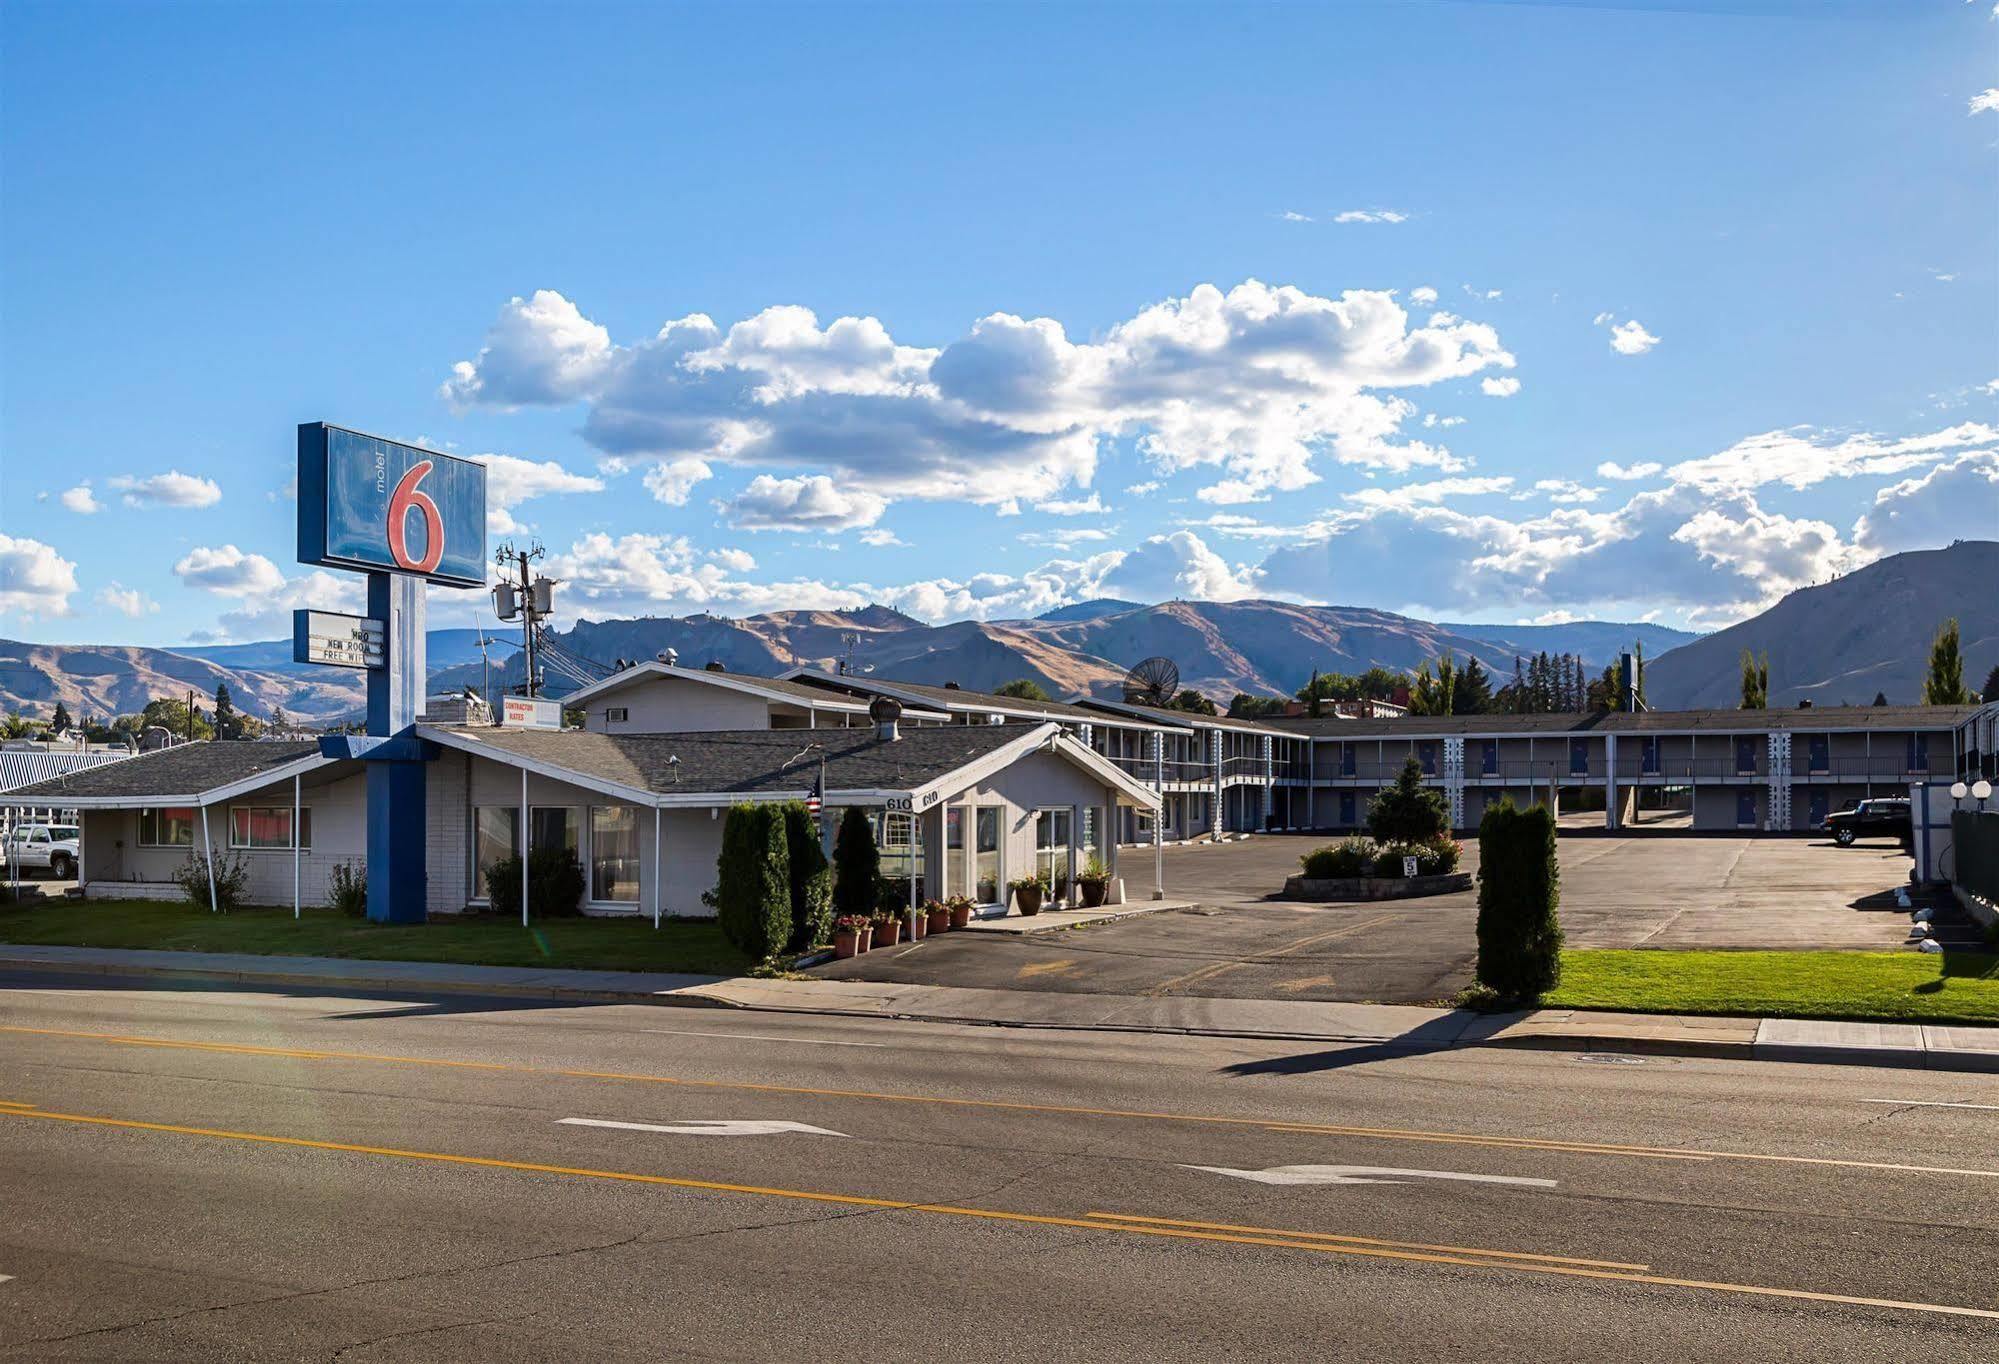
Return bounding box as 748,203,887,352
1604,734,1619,832
200,804,219,914
651,804,662,929
520,766,530,927
1259,734,1274,832
1068,801,1082,908
1210,729,1224,841
1442,736,1466,832
292,773,302,920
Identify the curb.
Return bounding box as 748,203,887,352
3,952,1994,1074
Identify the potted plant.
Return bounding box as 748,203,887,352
1009,873,1049,917
871,911,903,947
924,899,951,935
908,905,927,940
833,914,871,959
1075,857,1111,909
947,895,974,930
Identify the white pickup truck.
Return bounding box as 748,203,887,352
3,822,80,880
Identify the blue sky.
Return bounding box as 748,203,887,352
3,0,1994,647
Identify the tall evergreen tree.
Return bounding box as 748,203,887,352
1872,691,1889,707
1923,617,1972,705
1454,656,1493,715
1983,663,1999,705
1739,650,1768,709
50,700,73,734
212,683,242,740
1511,656,1527,714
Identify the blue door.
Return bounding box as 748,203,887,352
1907,734,1929,773
1808,790,1829,826
1736,790,1756,827
1808,735,1828,774
1736,737,1756,775
1339,791,1356,826
1340,744,1356,777
1420,743,1437,775
1569,739,1588,776
1482,741,1497,776
1642,737,1661,775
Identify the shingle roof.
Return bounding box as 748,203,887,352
787,670,1114,725
424,723,1038,797
1,741,322,802
1270,704,1983,739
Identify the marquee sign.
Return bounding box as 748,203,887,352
292,609,386,669
296,423,487,588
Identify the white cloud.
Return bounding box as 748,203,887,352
1971,88,1999,115
1332,209,1408,224
1345,476,1514,512
724,474,887,532
109,470,221,508
1034,492,1109,516
0,534,78,617
710,547,756,572
445,280,1516,514
1127,481,1162,496
471,452,603,533
1481,376,1521,397
1853,451,1999,554
196,570,362,643
1279,210,1313,222
96,583,157,617
1103,531,1259,602
641,456,714,506
1664,422,1996,492
1463,285,1503,301
1420,413,1465,428
1532,479,1605,504
857,528,906,547
1597,460,1663,481
1409,286,1438,305
172,544,286,597
544,531,869,620
1604,317,1660,356
59,484,101,515
440,289,615,407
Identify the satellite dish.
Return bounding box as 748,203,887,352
1122,656,1180,707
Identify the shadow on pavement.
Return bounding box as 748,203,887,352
1218,1014,1475,1076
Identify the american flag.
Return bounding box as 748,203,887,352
805,771,823,816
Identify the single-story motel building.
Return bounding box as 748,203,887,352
3,653,1989,916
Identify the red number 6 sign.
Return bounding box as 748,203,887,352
387,460,445,574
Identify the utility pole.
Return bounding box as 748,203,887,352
491,542,554,698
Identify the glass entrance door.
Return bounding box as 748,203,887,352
974,807,1002,905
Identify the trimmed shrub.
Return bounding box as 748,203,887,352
877,876,920,915
173,850,252,912
1367,756,1450,844
832,806,880,921
328,860,368,917
1372,845,1414,878
712,803,792,960
486,846,587,920
1415,836,1462,876
1300,836,1375,879
1474,797,1563,1002
781,803,835,952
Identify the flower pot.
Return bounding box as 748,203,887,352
1014,885,1043,917
834,929,861,960
1079,879,1108,909
926,907,950,935
949,905,972,930
874,918,903,947
909,912,926,941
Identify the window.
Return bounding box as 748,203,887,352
877,810,921,886
139,807,196,847
531,806,580,857
228,805,311,851
605,707,629,724
590,805,641,903
473,806,518,898
1035,809,1071,890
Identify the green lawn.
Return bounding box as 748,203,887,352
1546,949,1999,1026
0,898,752,976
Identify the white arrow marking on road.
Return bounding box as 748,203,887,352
1184,1164,1557,1188
559,1118,849,1138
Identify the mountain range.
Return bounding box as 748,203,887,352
5,542,1991,726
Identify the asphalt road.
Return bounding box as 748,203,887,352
818,834,1923,1004
4,972,1999,1360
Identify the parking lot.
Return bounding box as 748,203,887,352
813,831,1923,1005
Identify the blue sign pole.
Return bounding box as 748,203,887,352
298,422,486,925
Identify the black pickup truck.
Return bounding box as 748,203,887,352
1822,798,1912,847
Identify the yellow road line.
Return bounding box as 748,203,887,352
1082,1211,1652,1270
0,1103,1993,1323
4,1023,1994,1179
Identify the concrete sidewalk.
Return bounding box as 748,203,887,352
2,942,1996,1073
